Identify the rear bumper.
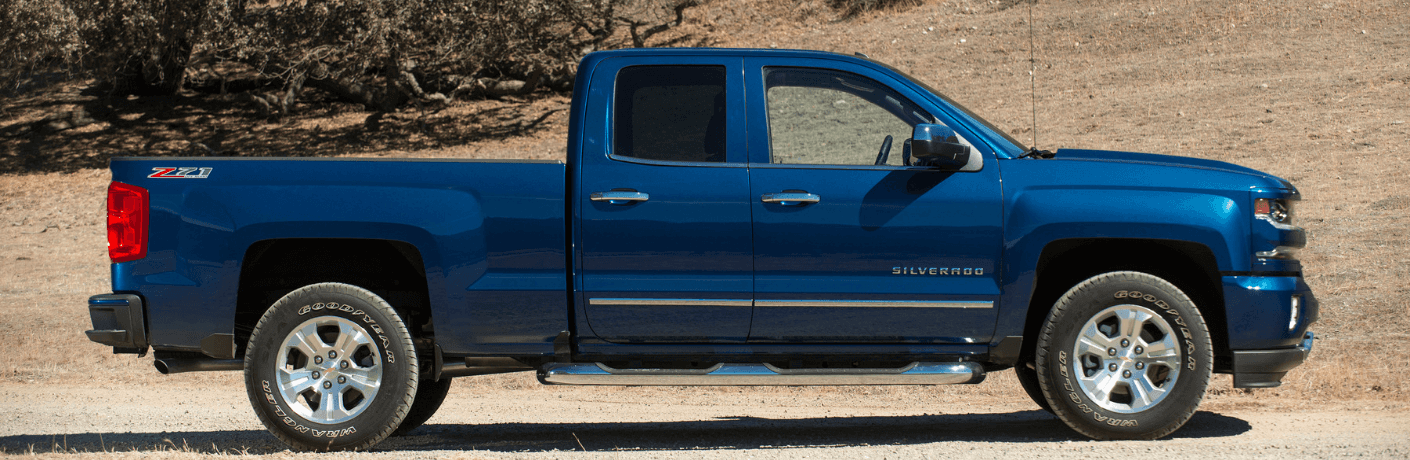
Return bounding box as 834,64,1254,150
1232,331,1315,388
85,293,148,356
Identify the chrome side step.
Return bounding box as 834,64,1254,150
538,362,985,386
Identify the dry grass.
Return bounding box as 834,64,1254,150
1,0,1407,423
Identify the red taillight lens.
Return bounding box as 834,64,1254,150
107,182,149,263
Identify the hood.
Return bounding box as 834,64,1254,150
1054,149,1295,192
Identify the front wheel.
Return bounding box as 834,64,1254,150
1035,271,1213,440
1014,362,1053,414
244,283,419,451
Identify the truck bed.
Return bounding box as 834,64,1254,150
110,157,569,356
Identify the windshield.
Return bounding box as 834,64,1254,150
872,62,1030,157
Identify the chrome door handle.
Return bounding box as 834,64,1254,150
761,192,820,205
590,190,649,205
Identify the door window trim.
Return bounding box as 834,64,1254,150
608,64,738,167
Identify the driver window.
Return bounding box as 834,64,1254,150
764,67,935,166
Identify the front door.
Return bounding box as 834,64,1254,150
576,58,754,343
743,60,1004,343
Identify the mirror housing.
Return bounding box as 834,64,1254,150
911,124,971,170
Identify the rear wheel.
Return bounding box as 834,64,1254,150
244,283,418,451
392,376,452,436
1035,271,1212,440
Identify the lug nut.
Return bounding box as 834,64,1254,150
328,351,337,359
340,361,350,370
1123,370,1132,378
1108,363,1118,372
1120,339,1130,348
1107,348,1117,356
1136,362,1146,370
314,356,323,365
312,371,321,379
323,381,333,389
1134,346,1144,354
338,376,346,384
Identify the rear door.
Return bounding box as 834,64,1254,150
575,57,754,343
743,58,1005,343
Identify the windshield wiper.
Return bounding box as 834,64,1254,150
1019,148,1055,159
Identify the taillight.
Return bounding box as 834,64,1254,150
107,182,148,263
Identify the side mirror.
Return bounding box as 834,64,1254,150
911,124,971,170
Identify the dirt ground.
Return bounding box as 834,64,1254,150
1,379,1408,459
2,0,1409,457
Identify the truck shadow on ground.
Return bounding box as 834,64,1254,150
0,411,1249,454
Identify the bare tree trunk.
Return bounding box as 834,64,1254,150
307,76,409,112
109,0,210,96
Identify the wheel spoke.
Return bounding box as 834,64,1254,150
1140,335,1179,359
1115,308,1152,340
314,389,351,421
343,367,382,395
1079,320,1116,352
1079,371,1119,403
279,368,318,395
1146,353,1183,371
285,323,325,359
332,322,372,358
1130,373,1167,410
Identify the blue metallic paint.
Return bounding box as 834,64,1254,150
106,48,1315,368
1222,276,1318,349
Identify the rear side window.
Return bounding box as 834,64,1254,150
614,66,727,163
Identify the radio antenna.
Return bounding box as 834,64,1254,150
1028,3,1038,151
1020,2,1052,159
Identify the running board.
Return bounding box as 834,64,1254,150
538,362,985,386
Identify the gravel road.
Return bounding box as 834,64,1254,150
2,378,1406,459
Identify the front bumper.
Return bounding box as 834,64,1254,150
1232,332,1315,388
85,293,148,356
1221,274,1318,388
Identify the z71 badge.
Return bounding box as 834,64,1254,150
149,167,213,179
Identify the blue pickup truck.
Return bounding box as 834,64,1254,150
87,48,1316,450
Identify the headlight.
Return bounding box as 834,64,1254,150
1252,197,1304,260
1255,198,1293,224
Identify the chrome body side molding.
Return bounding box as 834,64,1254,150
587,298,993,309
754,300,993,309
587,298,754,307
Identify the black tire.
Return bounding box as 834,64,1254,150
244,283,419,451
1014,362,1053,414
391,376,452,436
1034,271,1213,440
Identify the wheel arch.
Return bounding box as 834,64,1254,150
234,238,433,358
1019,238,1229,370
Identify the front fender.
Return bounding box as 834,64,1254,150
994,185,1249,339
